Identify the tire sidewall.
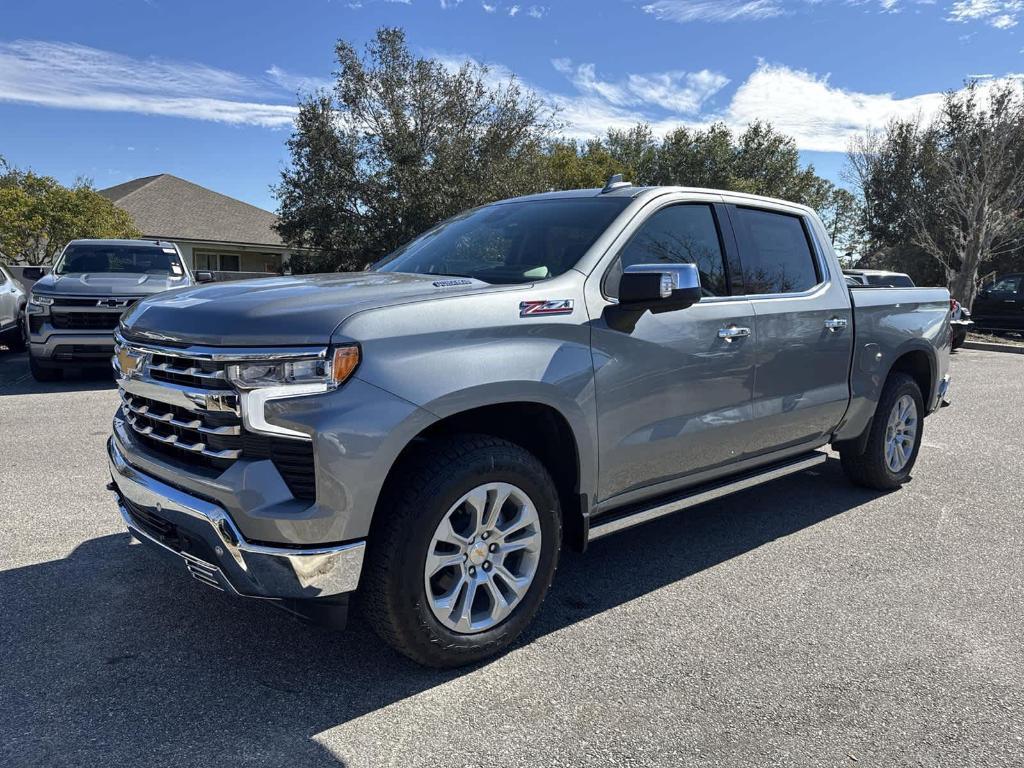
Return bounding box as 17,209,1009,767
876,376,925,484
392,448,561,660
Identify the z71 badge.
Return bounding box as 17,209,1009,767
519,299,575,317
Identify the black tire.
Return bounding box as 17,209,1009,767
360,434,562,668
951,326,967,351
4,315,27,353
840,372,924,490
29,354,62,382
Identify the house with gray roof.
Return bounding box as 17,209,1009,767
99,174,297,276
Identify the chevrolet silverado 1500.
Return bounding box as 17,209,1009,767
107,182,951,667
26,239,208,381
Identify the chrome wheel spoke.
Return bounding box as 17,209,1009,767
426,550,465,578
493,564,531,600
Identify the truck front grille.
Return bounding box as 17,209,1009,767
117,350,316,501
51,311,123,330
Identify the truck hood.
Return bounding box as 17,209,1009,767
31,272,190,297
120,272,496,347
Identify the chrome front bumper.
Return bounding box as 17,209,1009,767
107,437,364,600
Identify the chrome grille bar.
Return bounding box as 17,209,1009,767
120,391,240,436
118,378,238,415
124,413,242,460
148,361,227,381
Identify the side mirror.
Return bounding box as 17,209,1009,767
619,263,702,310
22,267,45,281
194,270,216,283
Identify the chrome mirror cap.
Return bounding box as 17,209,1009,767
620,263,702,309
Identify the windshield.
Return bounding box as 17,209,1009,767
55,243,185,276
374,198,631,284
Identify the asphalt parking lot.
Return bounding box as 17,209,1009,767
1,348,1021,767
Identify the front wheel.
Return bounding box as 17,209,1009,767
29,354,62,382
360,435,561,667
840,372,924,490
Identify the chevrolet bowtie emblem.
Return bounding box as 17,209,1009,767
115,346,143,377
98,298,131,308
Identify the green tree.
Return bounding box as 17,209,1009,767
848,81,1024,303
275,27,556,272
0,163,139,266
541,138,626,190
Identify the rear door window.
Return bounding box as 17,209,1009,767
731,207,820,295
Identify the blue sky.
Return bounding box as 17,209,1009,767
1,0,1022,211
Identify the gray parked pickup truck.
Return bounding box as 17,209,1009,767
25,239,210,381
107,182,951,667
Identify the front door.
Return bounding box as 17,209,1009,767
588,199,757,506
725,202,854,454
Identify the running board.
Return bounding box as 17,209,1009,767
587,450,828,543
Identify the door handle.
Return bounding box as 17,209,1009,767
824,317,848,332
718,325,751,342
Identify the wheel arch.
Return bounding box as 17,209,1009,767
375,399,590,552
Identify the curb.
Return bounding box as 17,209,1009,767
961,340,1024,354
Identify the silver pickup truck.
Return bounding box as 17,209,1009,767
107,183,951,667
25,239,208,381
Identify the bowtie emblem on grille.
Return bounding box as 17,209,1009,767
115,346,145,378
97,298,132,309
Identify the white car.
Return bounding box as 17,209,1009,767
0,264,27,352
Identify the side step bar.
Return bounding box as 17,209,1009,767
587,450,828,543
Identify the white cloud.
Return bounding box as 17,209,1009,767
947,0,1023,27
642,0,787,22
527,4,548,17
439,0,463,8
0,40,297,127
723,62,944,151
508,4,521,16
265,65,332,94
482,2,497,10
552,58,729,114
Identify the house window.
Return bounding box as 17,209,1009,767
194,252,242,272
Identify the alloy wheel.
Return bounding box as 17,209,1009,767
423,482,542,634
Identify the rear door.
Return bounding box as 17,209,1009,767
725,202,853,455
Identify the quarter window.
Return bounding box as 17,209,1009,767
607,204,728,298
731,207,820,295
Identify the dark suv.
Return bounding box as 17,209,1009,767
971,274,1024,332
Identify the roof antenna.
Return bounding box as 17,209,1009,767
601,173,631,194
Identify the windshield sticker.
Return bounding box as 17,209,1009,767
520,299,574,317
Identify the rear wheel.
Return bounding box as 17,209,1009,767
840,372,923,490
360,434,561,667
951,325,967,351
29,354,62,382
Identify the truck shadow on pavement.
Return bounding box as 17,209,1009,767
0,351,116,395
0,459,880,767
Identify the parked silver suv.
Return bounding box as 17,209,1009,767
26,239,206,381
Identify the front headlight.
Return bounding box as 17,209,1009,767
228,345,361,441
27,294,54,313
227,345,360,392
